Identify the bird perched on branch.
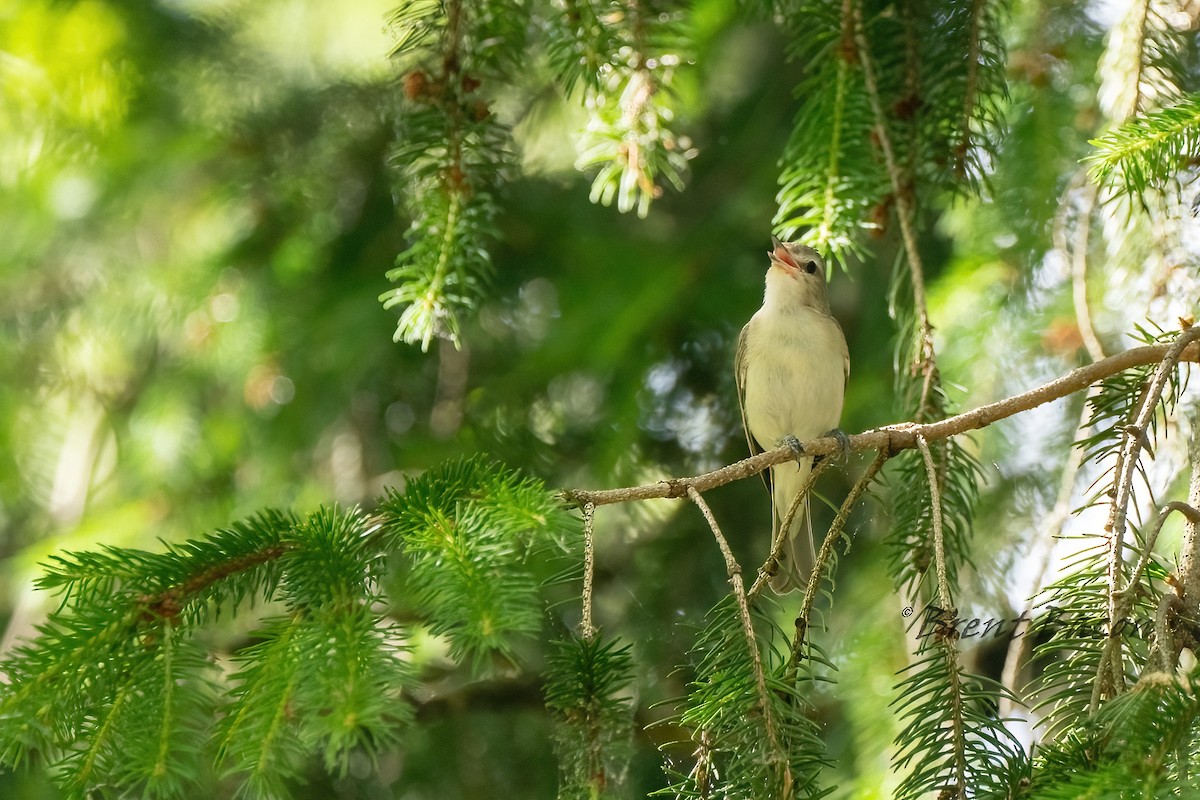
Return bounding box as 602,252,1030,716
735,237,849,593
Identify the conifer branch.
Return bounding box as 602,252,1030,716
788,449,890,667
562,339,1200,508
916,435,953,613
141,544,292,622
1095,326,1200,705
955,0,984,180
580,501,597,641
1177,421,1200,623
747,458,831,602
1087,94,1200,198
852,1,938,417
684,485,784,771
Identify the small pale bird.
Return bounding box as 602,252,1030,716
735,237,849,593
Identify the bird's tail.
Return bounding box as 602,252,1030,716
769,459,817,594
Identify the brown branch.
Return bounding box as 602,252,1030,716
853,1,939,417
561,339,1200,509
787,449,890,669
746,458,832,602
1094,328,1200,705
141,545,292,622
916,435,953,613
580,501,597,641
1177,417,1200,621
685,486,788,786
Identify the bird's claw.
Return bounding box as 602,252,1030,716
779,434,805,458
823,428,851,463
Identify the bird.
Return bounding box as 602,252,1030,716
734,236,849,593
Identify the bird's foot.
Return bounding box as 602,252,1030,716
779,434,805,459
821,428,851,463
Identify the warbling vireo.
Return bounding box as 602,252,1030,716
734,237,849,593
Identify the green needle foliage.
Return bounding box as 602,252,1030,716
1087,93,1200,202
544,634,637,800
892,628,1025,800
7,1,1200,798
1030,325,1186,737
382,0,522,350
656,597,831,800
380,457,572,669
0,458,571,798
1024,674,1200,799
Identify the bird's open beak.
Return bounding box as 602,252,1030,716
768,235,798,272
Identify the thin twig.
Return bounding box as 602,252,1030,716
1094,326,1200,710
1178,414,1200,611
915,435,968,800
1118,501,1200,600
1000,387,1095,715
916,435,954,612
580,502,597,641
1114,498,1200,675
747,459,832,602
1070,181,1105,361
561,340,1200,509
685,486,787,781
786,449,891,670
853,1,939,417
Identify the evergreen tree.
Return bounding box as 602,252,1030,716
1,0,1199,798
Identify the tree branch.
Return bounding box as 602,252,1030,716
580,501,597,641
561,338,1200,509
747,458,831,602
685,486,787,784
853,0,939,417
1095,327,1200,706
787,449,890,668
916,435,954,613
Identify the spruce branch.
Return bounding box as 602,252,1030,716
580,501,598,642
1095,325,1200,706
685,486,785,780
562,338,1200,508
544,634,636,800
916,434,953,613
787,449,890,669
852,0,938,417
1087,94,1200,199
383,0,520,349
954,0,984,181
747,458,832,602
774,0,884,263
573,0,692,218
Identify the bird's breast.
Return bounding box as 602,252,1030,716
742,308,846,449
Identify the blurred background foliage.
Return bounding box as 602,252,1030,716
0,0,1198,798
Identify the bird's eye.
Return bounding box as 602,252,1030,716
803,260,818,274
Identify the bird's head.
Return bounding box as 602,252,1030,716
764,236,830,312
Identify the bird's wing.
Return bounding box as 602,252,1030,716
734,322,772,497
734,322,762,460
